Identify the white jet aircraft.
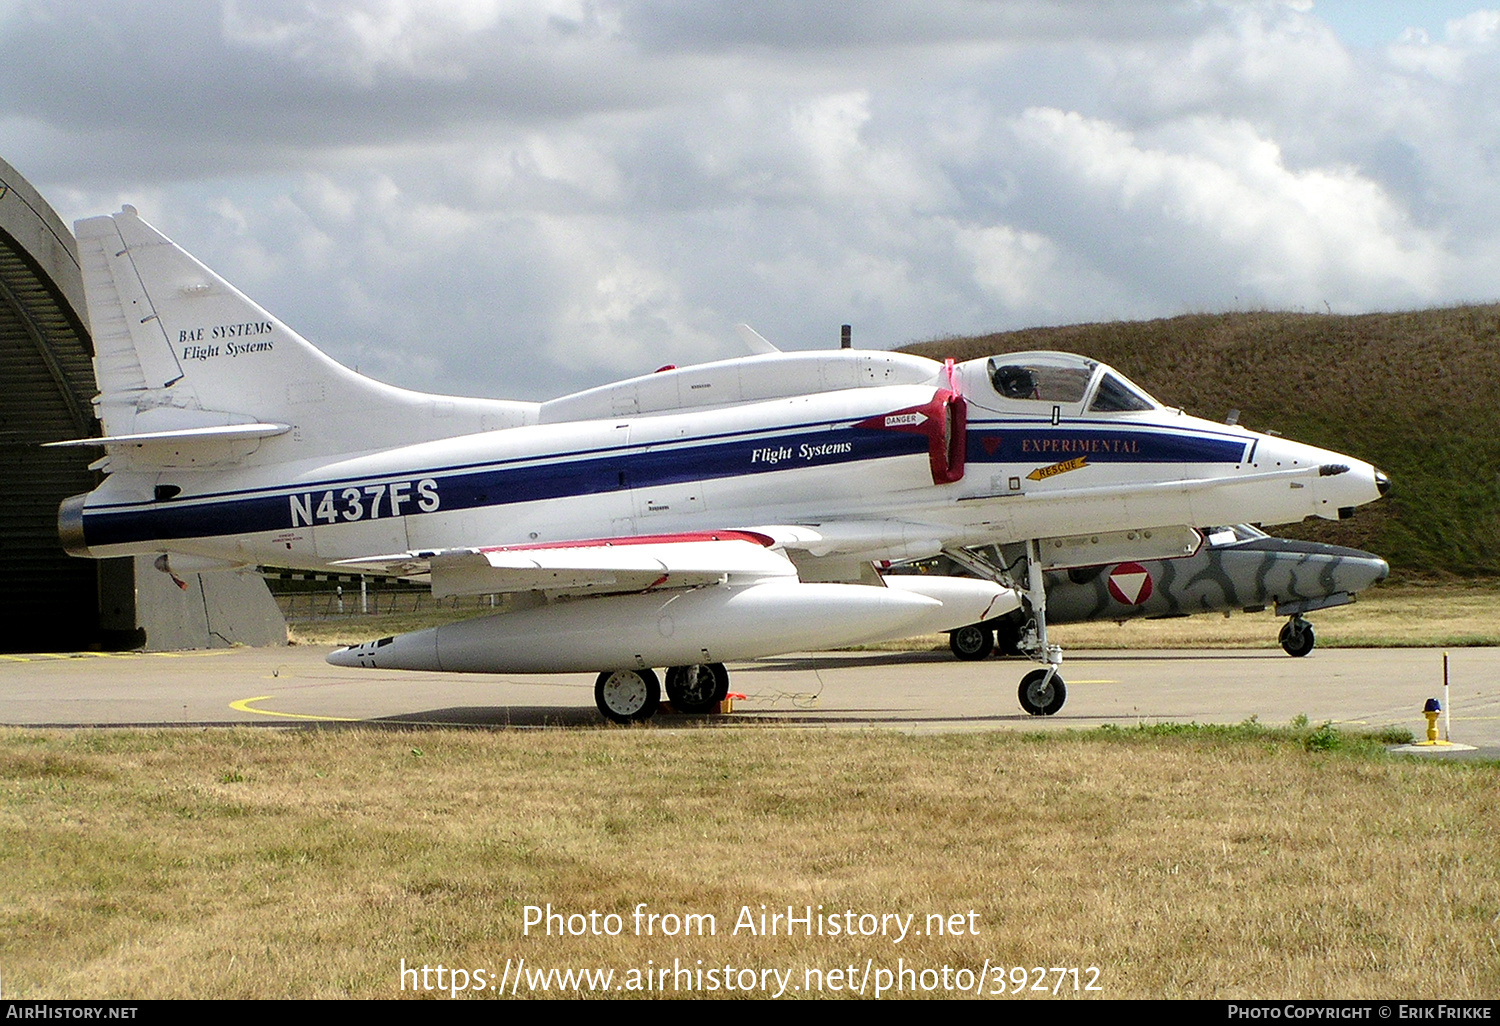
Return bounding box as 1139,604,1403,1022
54,208,1389,721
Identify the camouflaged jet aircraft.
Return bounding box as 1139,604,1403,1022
917,525,1388,672
54,207,1389,721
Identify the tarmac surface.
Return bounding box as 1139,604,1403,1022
2,643,1496,756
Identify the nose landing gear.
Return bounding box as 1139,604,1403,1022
1018,667,1067,716
1279,616,1316,657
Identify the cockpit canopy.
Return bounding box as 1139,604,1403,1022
981,352,1160,413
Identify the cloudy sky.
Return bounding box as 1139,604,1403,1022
4,1,1498,399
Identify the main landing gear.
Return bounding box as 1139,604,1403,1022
595,668,660,723
947,617,1024,660
949,624,995,661
594,663,731,722
943,541,1067,716
1279,616,1316,657
665,662,730,714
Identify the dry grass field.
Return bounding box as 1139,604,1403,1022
1045,582,1500,650
0,723,1495,999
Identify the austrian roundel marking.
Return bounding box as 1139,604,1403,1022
1107,562,1154,605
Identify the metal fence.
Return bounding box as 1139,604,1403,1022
265,573,505,621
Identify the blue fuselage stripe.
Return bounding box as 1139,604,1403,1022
80,421,1252,548
81,423,924,547
965,426,1249,465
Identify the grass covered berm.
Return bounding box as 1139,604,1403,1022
903,306,1500,579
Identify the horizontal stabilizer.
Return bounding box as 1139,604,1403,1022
45,423,291,448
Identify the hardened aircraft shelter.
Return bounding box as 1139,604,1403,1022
0,156,282,651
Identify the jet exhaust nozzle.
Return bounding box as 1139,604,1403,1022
58,493,90,557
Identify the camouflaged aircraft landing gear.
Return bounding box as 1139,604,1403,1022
947,615,1023,660
993,616,1025,657
948,624,995,661
1279,616,1316,657
944,541,1066,716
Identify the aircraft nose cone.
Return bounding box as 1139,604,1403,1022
325,645,362,668
325,630,440,671
1375,469,1390,496
325,636,400,668
1318,548,1389,595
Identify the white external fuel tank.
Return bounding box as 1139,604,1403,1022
328,576,1019,673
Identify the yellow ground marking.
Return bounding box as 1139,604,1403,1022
0,649,238,663
229,695,358,722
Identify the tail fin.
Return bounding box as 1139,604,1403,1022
73,206,533,466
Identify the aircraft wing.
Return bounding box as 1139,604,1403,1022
750,520,951,562
331,530,799,598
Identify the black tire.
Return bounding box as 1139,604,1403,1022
1018,668,1067,716
994,618,1025,657
595,668,661,723
1279,620,1316,657
665,663,729,713
949,625,995,661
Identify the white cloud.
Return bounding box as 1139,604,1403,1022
1444,9,1500,46
219,0,611,84
5,0,1500,399
1112,2,1355,117
1013,107,1448,309
953,224,1061,311
1387,8,1500,80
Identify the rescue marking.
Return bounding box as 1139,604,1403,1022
1026,456,1089,481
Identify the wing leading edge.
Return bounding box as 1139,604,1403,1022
331,530,798,598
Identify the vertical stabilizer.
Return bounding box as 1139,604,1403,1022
72,207,535,465
80,209,185,392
